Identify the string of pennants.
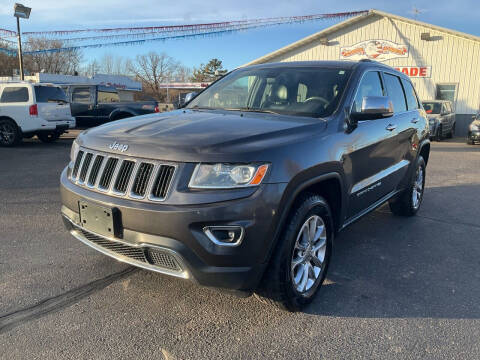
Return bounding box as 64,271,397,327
0,11,367,55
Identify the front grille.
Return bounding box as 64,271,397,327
151,165,175,199
70,148,176,202
77,227,182,272
113,160,135,194
72,150,84,178
99,157,119,189
131,163,154,197
79,153,93,182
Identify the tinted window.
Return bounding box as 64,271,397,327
34,86,67,103
72,87,92,104
401,79,419,110
98,91,120,103
187,67,351,118
383,73,407,113
353,71,384,113
0,87,29,103
422,102,442,114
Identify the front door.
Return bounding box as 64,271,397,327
70,86,96,128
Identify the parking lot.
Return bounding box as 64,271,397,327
0,136,479,359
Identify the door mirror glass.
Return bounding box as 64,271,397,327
351,96,394,120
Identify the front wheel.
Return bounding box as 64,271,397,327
255,194,333,311
446,123,455,139
389,156,426,216
435,125,443,141
37,132,61,143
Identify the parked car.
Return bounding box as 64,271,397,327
421,100,456,141
467,113,480,145
0,82,75,146
63,85,160,128
60,60,430,311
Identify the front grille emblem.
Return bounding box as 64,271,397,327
108,141,129,153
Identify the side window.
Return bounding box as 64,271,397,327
383,73,407,113
353,71,384,113
401,78,419,110
297,83,307,103
98,91,120,103
72,87,92,104
0,87,29,103
446,103,452,113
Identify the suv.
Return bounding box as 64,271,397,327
60,61,430,311
422,100,456,141
0,82,75,146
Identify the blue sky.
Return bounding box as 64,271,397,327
1,0,479,70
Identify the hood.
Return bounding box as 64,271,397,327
78,109,327,162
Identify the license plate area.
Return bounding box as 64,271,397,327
78,201,122,238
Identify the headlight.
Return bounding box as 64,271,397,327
189,163,269,189
70,139,79,164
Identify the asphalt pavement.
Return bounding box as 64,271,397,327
0,136,479,359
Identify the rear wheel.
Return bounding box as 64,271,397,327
389,156,426,216
0,118,21,147
37,132,61,143
255,194,333,311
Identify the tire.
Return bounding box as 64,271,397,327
389,156,426,216
37,132,61,143
0,118,22,147
446,123,455,139
435,125,443,141
255,194,333,312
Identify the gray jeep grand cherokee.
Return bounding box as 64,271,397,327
60,60,430,311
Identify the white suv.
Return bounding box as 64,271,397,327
0,82,75,146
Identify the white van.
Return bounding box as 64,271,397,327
0,82,75,146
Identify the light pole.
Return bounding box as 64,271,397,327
13,3,31,81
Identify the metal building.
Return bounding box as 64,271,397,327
246,9,480,135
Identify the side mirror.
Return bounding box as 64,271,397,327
351,96,394,121
184,92,198,104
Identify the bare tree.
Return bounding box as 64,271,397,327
0,52,17,76
23,37,82,75
129,52,180,99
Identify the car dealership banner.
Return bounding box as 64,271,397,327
340,40,409,61
394,66,432,78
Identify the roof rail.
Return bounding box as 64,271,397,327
359,59,372,62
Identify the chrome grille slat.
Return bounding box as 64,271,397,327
70,147,176,203
87,155,104,187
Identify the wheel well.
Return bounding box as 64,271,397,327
111,112,133,121
420,143,430,165
293,177,343,232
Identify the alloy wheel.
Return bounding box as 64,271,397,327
0,122,16,145
290,215,327,295
412,166,424,209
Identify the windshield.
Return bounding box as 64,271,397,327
187,67,351,118
34,86,68,103
422,102,442,114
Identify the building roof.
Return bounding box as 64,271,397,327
245,9,480,66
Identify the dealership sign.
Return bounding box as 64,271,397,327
340,40,409,61
394,66,432,78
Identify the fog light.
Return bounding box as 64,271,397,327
203,226,244,246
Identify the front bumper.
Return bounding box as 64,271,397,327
60,168,286,291
468,130,480,142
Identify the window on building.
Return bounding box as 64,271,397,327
401,79,420,110
98,91,120,103
383,73,407,113
436,84,457,109
0,87,29,103
352,71,384,113
72,87,92,104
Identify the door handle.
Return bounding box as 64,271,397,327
411,118,419,124
386,124,397,131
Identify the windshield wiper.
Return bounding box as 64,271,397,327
224,107,280,115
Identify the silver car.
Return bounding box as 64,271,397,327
422,100,456,141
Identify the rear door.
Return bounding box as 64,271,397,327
399,77,422,169
346,71,402,217
34,85,71,121
0,85,31,131
71,86,96,127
